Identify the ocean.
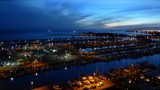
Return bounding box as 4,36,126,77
0,30,137,41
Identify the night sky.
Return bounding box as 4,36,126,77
0,0,160,31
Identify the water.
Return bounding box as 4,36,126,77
0,54,159,90
0,30,59,41
0,30,135,41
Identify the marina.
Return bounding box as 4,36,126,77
0,31,160,89
1,0,160,89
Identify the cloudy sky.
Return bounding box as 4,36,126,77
0,0,160,31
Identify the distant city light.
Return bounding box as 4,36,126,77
11,46,14,49
35,73,38,76
128,80,132,83
157,76,160,79
146,79,150,82
8,56,11,59
31,81,34,85
53,49,57,52
10,77,14,81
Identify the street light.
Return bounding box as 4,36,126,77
10,77,14,81
8,56,11,59
35,73,38,76
128,80,132,84
24,54,27,58
31,81,34,89
146,79,150,82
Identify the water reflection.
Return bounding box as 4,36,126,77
0,54,160,90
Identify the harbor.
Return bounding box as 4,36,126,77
0,31,160,79
0,31,160,89
1,0,160,89
31,61,160,90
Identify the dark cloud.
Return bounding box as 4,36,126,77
0,1,92,31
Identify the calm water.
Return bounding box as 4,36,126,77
0,30,138,41
0,54,159,90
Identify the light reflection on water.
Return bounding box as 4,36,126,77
0,54,159,90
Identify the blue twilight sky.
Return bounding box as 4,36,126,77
0,0,160,31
